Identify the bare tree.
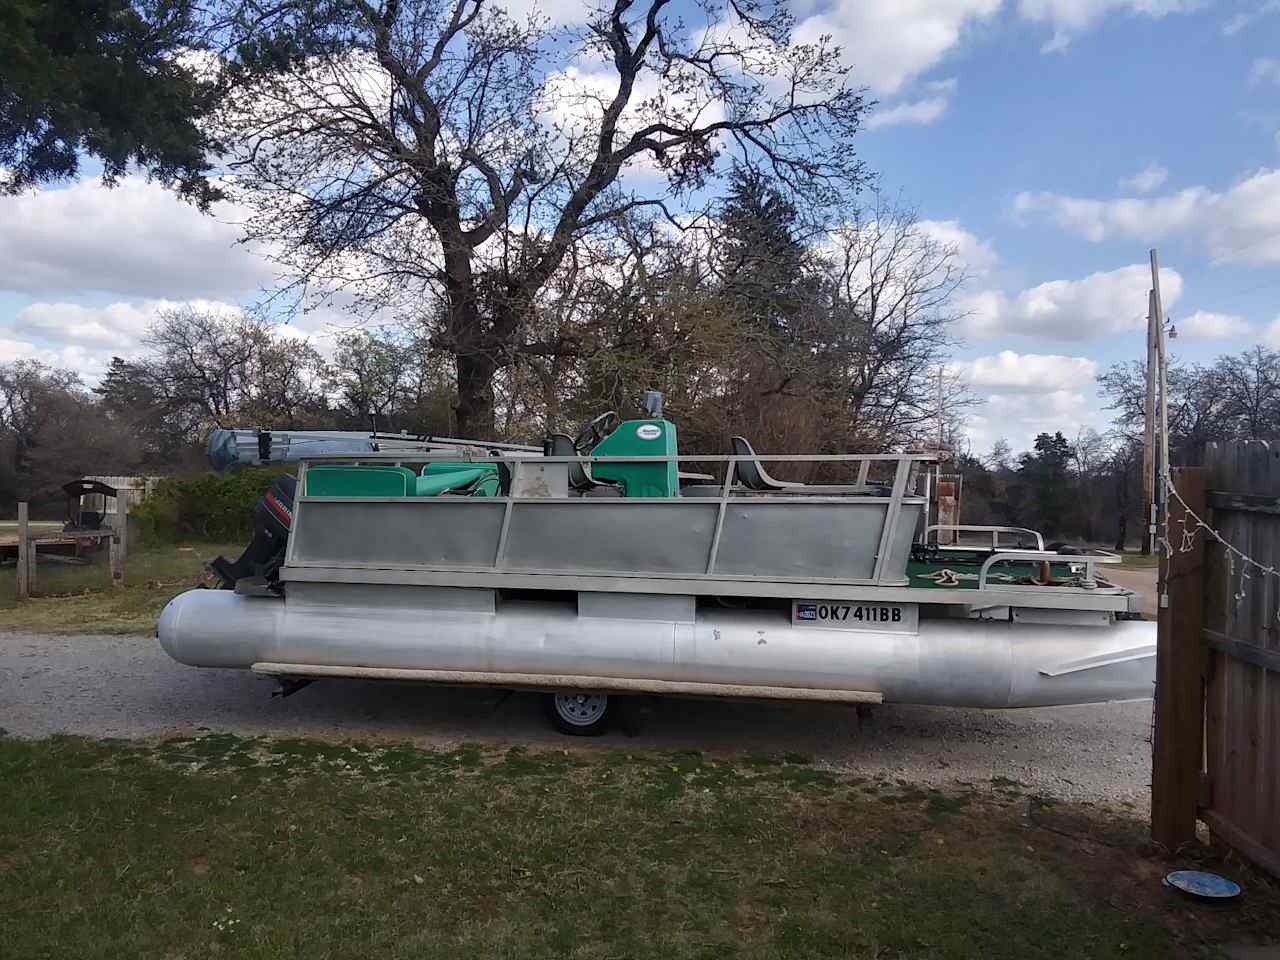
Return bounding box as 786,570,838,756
1215,345,1280,443
815,198,973,450
144,306,327,434
327,329,417,427
220,0,869,434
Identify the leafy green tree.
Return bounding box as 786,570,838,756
0,0,223,205
1018,431,1075,537
717,167,814,337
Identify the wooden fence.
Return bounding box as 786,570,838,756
12,497,128,598
1152,442,1280,876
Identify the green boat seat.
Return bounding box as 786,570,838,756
305,464,418,497
416,465,495,497
590,419,679,498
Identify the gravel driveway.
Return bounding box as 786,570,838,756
1,630,1154,808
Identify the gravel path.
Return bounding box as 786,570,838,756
0,631,1153,808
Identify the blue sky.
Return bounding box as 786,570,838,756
1,0,1277,454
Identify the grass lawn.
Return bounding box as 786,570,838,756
1118,551,1160,569
0,540,238,634
1,735,1275,959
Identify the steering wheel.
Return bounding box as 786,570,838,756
572,410,618,453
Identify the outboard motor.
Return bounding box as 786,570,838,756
207,474,297,589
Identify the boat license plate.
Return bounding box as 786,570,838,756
792,600,918,633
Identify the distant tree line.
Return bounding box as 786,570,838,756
953,346,1280,547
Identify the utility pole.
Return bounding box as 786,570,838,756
1142,248,1173,559
936,365,945,453
1151,248,1170,517
1142,288,1157,555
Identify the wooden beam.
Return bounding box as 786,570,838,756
1151,467,1207,849
1203,628,1280,673
1201,810,1280,880
1207,490,1280,517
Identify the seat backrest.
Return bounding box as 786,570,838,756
548,433,592,490
591,419,679,497
306,464,417,497
416,464,496,496
731,436,769,491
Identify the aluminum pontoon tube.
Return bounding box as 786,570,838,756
157,588,1155,709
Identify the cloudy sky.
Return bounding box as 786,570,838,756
2,0,1277,454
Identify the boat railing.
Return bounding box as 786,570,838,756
977,550,1122,591
286,450,937,587
925,524,1046,551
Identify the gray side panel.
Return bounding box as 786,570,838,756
503,502,718,574
578,591,696,622
291,500,505,567
713,502,885,579
883,503,923,582
289,582,496,613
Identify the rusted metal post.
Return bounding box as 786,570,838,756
16,501,31,598
1151,466,1206,848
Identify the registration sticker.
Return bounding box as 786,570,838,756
792,600,918,633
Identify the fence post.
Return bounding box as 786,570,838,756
1151,466,1207,848
109,533,123,587
116,487,129,562
16,501,30,599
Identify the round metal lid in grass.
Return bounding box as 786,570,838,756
1163,870,1242,900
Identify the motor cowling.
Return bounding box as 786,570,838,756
207,474,296,589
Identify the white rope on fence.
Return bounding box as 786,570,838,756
1162,468,1280,625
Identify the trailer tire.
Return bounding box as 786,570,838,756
544,692,611,736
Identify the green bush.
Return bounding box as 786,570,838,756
132,468,293,542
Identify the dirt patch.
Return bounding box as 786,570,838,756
1106,565,1158,617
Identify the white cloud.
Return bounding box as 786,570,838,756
0,177,274,300
1251,57,1280,85
1261,317,1280,347
1175,310,1254,339
959,263,1184,340
793,0,1001,95
956,350,1099,390
1119,162,1168,193
1014,168,1280,265
2,298,252,385
955,288,1009,334
0,336,115,381
1018,0,1200,53
1223,1,1280,35
865,96,950,129
916,220,1000,273
865,77,958,129
964,388,1104,456
13,302,154,350
489,0,595,24
10,299,242,354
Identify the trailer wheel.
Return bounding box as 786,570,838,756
544,692,611,736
